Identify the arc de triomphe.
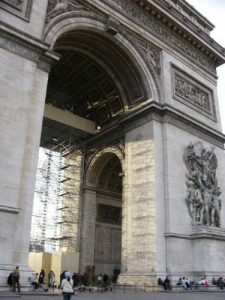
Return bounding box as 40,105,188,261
1,0,225,287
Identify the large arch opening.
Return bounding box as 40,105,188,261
30,22,152,280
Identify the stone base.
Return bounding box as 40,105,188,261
0,265,34,291
118,273,157,287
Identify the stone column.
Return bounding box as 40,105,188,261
0,44,56,285
119,120,158,286
79,188,97,273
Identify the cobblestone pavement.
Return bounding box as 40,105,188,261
1,289,225,300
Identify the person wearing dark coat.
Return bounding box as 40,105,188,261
163,276,171,290
38,269,45,285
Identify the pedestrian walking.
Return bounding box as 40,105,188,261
61,271,74,300
12,266,21,292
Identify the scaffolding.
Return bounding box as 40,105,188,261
30,141,84,253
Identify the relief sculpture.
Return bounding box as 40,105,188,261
46,0,87,22
184,142,221,227
175,75,211,113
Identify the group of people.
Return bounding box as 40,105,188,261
31,269,55,291
212,277,225,289
158,276,225,290
157,276,172,290
176,277,209,290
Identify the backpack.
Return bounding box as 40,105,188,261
7,273,13,286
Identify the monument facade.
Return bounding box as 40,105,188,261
0,0,225,287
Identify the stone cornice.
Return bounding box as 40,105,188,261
165,226,225,240
123,101,225,147
132,0,225,66
0,21,59,71
91,0,224,75
87,101,225,149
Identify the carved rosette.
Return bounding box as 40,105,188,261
183,141,221,227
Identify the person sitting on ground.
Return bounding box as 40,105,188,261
184,277,192,290
199,277,209,287
31,273,39,290
212,277,217,285
190,279,199,289
217,277,224,289
163,276,171,290
157,277,164,286
181,277,187,289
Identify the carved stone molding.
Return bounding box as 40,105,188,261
100,0,217,76
0,33,40,63
43,11,106,41
106,16,120,35
165,226,225,240
84,143,125,182
0,24,59,70
0,0,33,21
184,141,221,227
172,66,216,121
122,101,225,148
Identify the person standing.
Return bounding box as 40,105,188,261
48,270,56,288
12,266,20,292
61,272,74,300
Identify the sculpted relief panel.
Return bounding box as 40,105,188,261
184,142,221,227
0,0,32,20
46,0,88,22
173,67,216,120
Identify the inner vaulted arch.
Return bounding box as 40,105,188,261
81,150,123,277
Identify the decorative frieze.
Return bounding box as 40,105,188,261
0,0,32,21
172,67,216,120
0,34,40,63
102,0,216,75
184,141,221,227
0,26,59,71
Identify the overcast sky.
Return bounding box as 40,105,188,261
185,0,225,133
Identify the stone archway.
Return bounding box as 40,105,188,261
39,11,158,280
80,147,124,278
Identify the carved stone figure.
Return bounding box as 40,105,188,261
183,142,221,227
46,0,87,23
46,0,68,21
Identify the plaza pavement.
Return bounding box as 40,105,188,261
1,289,225,300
